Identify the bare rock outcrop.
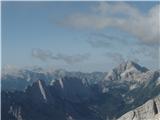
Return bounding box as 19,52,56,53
117,95,160,120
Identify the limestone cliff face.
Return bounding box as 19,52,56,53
117,95,160,120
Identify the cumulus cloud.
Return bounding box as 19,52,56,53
58,2,160,45
32,48,53,61
55,53,90,64
32,48,90,64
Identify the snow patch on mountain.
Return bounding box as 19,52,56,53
38,80,47,101
8,105,23,120
59,78,64,89
120,66,141,80
102,87,109,93
129,84,138,90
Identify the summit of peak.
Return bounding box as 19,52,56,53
117,60,148,73
104,61,148,81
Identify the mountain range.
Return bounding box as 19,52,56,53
2,61,160,120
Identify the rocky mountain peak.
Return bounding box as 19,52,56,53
116,61,148,74
124,61,148,72
104,61,148,81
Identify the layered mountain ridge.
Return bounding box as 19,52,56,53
2,77,102,120
2,61,160,120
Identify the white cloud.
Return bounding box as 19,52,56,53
32,48,53,61
58,2,160,45
31,48,90,64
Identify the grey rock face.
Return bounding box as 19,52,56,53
8,106,23,120
2,78,103,120
117,95,160,120
52,77,92,103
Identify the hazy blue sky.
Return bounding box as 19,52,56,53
2,1,160,72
